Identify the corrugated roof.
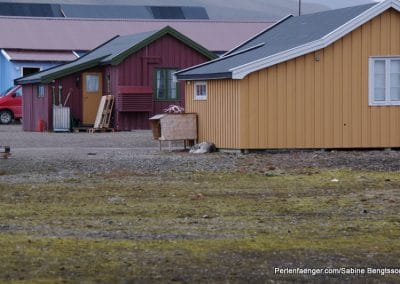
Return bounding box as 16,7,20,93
0,2,208,20
60,4,153,19
149,6,185,19
0,17,272,53
0,2,62,17
61,5,209,20
15,26,216,85
4,49,78,62
180,7,209,20
176,3,377,80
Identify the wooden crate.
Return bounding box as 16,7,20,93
149,113,197,150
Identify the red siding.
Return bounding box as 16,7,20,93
53,73,83,123
23,67,105,131
23,34,211,131
113,34,210,130
22,84,51,131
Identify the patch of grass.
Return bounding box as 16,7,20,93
0,169,399,282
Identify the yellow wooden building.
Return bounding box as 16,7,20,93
176,0,400,150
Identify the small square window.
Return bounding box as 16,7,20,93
38,85,45,98
194,81,207,100
85,74,99,92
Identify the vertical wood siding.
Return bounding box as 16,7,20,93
23,35,210,131
115,34,210,130
22,84,50,131
23,67,105,131
185,80,241,149
237,9,400,149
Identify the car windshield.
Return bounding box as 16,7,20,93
0,86,15,97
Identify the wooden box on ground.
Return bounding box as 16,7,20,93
149,113,197,150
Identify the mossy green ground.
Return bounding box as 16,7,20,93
0,169,399,283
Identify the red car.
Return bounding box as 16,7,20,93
0,85,22,124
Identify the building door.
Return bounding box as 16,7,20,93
82,72,102,125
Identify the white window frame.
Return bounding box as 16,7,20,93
194,81,207,101
369,57,400,106
37,85,45,98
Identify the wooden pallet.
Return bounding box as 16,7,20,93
72,96,115,134
94,95,114,129
88,128,114,133
73,126,93,133
73,127,114,133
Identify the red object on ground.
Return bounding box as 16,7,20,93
37,119,45,132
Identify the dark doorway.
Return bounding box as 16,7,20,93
22,67,40,76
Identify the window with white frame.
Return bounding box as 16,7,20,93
194,81,207,100
38,85,45,98
369,57,400,105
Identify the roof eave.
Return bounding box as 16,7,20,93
16,56,107,85
15,78,42,85
176,72,232,80
41,58,106,83
231,0,399,79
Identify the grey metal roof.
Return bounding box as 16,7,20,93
60,4,153,19
15,30,159,84
15,26,216,85
149,6,185,19
0,2,209,20
181,7,209,20
176,3,376,80
0,2,62,17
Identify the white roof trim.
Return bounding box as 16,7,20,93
174,42,265,79
1,49,11,61
72,51,80,58
231,0,400,79
223,14,293,57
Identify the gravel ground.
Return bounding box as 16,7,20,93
1,124,400,183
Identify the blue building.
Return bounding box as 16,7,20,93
0,49,79,92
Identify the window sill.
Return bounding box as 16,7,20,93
369,102,400,106
194,96,207,101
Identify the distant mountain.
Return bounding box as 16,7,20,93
0,0,378,20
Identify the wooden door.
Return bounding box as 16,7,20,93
82,72,102,125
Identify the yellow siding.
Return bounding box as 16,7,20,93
185,9,400,149
237,9,400,149
185,80,241,149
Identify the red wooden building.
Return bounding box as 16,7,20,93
16,26,216,131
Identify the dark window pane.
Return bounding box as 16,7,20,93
155,69,178,100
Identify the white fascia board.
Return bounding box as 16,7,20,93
231,40,325,79
72,51,80,58
174,43,264,80
1,49,11,61
231,0,400,79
